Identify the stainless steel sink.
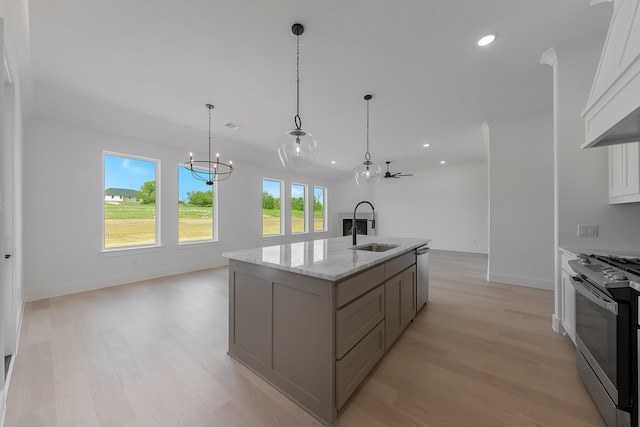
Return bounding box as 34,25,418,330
354,243,399,252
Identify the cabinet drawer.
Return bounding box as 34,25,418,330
336,321,385,409
336,284,385,359
385,252,416,280
336,264,384,308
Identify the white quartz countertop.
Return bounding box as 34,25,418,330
223,235,430,281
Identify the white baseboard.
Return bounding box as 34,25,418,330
552,315,563,333
25,260,229,302
431,246,488,255
487,273,554,290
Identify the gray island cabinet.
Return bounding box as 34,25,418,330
224,236,429,426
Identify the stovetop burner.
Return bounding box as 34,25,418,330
593,255,640,277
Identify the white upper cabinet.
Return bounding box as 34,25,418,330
582,0,640,148
609,141,640,203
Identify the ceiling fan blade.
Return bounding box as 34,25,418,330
383,161,413,179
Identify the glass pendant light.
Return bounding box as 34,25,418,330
354,94,382,185
277,23,318,170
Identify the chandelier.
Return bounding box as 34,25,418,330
184,104,233,184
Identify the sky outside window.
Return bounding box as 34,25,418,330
104,156,156,190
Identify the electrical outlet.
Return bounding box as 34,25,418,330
578,224,598,237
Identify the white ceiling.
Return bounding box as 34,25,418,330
26,0,611,178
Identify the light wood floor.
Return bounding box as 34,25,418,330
5,251,605,426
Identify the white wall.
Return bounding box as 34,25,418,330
374,162,488,253
330,175,375,237
489,113,555,289
23,119,336,301
556,44,640,253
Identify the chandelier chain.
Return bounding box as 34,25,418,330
208,106,212,176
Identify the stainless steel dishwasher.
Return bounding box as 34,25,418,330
416,245,430,311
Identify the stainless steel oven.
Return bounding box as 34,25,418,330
569,254,637,427
572,275,630,427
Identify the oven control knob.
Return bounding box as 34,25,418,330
577,254,591,264
603,268,627,281
610,272,628,281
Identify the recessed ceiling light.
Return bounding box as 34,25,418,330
331,161,336,164
440,160,446,164
423,143,430,147
477,34,496,47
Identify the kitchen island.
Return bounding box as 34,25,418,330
223,235,430,426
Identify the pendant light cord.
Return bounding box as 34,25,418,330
295,33,302,130
365,97,371,161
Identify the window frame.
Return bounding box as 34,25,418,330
262,178,284,237
313,186,327,233
290,182,308,235
102,151,161,251
178,164,218,245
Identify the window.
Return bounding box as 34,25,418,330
104,153,159,249
178,166,215,243
262,179,283,236
291,183,306,234
313,186,327,232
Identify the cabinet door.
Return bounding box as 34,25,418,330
623,142,640,195
401,266,416,327
610,144,623,197
385,274,402,350
609,142,640,203
561,269,576,344
385,266,417,350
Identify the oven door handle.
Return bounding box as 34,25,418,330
570,276,618,315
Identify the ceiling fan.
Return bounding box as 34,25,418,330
383,161,413,179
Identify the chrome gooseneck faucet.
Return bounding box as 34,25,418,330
352,201,375,246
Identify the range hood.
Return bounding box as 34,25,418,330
581,0,640,149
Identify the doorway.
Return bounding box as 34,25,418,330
2,56,18,385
